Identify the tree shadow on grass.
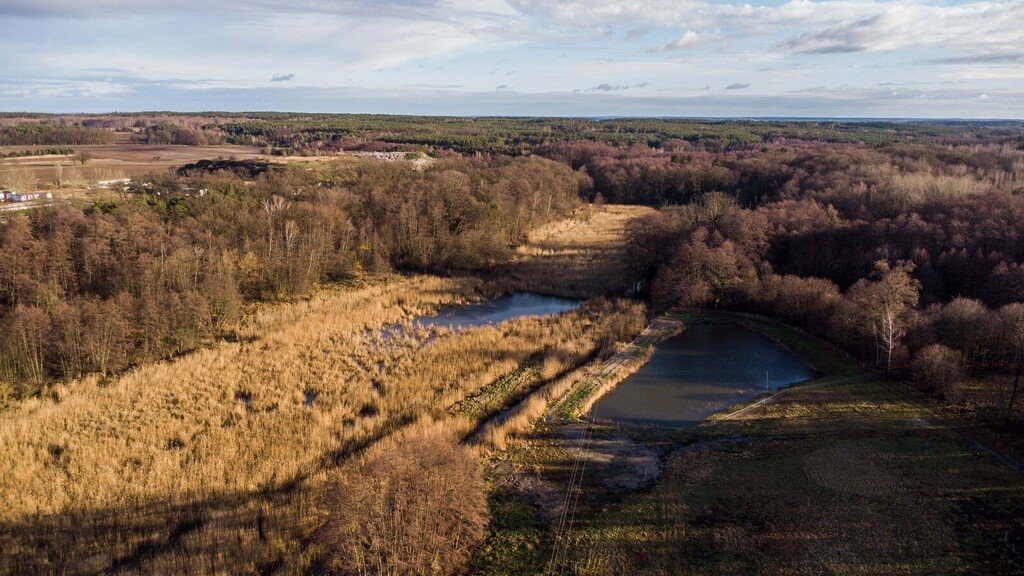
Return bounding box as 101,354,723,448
0,482,319,576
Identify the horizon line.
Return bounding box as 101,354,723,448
2,112,1024,123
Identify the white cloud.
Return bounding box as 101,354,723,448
510,0,1023,65
654,30,703,51
0,0,1021,115
585,82,649,91
507,0,706,29
772,1,1024,57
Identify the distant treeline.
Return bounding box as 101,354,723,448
0,155,581,399
4,113,1022,154
217,115,1024,155
0,147,74,159
0,124,113,146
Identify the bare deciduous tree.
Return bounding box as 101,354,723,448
998,303,1024,416
849,261,921,370
320,426,488,576
261,195,288,259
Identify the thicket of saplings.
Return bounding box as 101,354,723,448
0,155,583,402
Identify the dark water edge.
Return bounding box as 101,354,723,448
589,320,815,428
413,292,580,331
380,293,581,341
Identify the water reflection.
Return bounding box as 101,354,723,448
385,293,580,339
590,321,814,428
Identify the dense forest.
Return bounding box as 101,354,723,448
550,139,1024,301
0,124,113,146
4,112,1022,153
213,115,1024,154
620,137,1024,417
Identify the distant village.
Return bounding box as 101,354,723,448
1,178,133,205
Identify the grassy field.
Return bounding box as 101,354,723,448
0,143,435,192
500,204,654,298
0,143,264,188
472,312,1024,576
0,274,647,574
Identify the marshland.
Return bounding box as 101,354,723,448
1,115,1023,575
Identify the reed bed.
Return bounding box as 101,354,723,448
0,275,644,574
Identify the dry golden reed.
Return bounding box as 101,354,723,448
0,274,645,574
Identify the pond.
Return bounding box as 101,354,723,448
412,292,580,332
379,293,580,342
588,320,814,428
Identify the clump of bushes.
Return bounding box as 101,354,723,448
911,344,964,403
320,423,488,576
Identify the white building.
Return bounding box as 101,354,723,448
9,191,53,202
97,178,132,188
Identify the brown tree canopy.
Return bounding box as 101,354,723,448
319,426,488,576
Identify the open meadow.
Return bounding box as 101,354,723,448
501,204,655,298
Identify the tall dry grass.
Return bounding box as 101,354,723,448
475,365,593,450
500,204,655,298
0,274,644,574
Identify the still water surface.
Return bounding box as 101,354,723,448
590,321,814,428
413,292,580,332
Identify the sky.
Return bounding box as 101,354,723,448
0,0,1021,117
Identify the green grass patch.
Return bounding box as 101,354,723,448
455,361,541,421
469,494,551,576
567,375,1024,575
